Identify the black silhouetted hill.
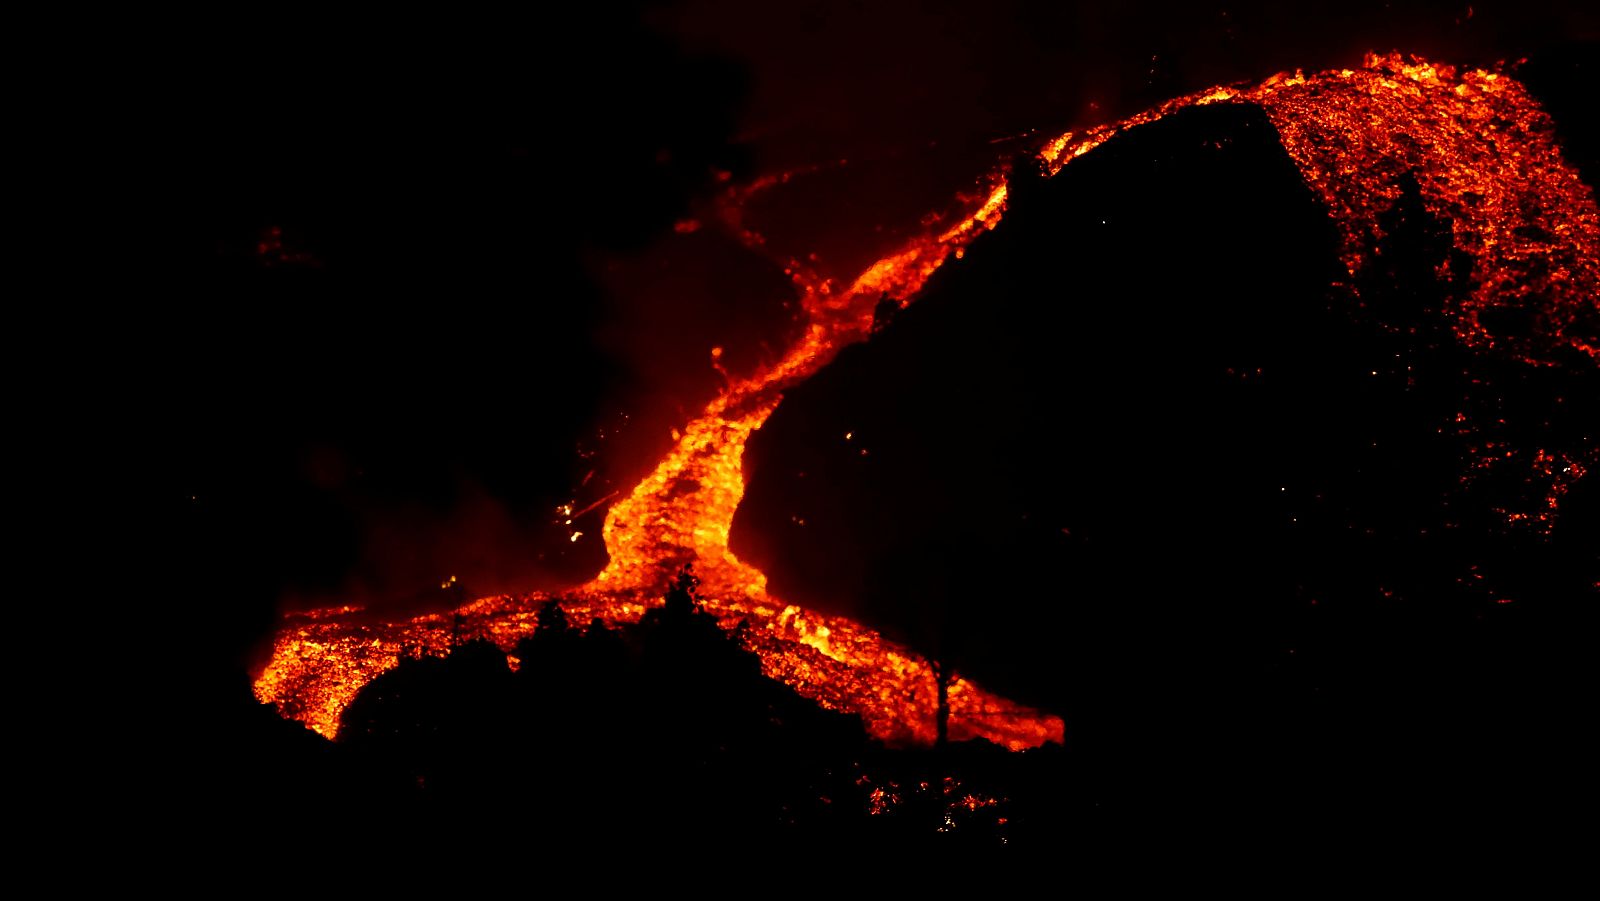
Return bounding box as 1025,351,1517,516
733,100,1597,842
176,571,1076,854
331,571,892,846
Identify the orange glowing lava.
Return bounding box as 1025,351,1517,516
255,52,1596,748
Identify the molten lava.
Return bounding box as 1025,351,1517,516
1041,53,1598,364
256,52,1596,748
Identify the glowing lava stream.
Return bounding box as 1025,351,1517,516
255,52,1597,748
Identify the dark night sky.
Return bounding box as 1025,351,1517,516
64,2,1594,705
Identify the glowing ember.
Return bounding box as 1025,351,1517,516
256,52,1596,749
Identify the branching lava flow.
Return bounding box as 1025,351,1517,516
255,52,1596,749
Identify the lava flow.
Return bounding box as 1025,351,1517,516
255,52,1597,749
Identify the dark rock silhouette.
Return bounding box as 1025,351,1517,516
734,100,1597,839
